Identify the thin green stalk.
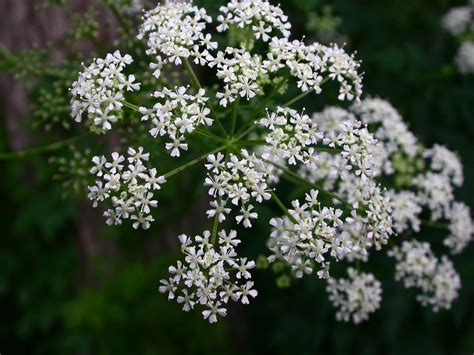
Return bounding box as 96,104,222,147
270,190,298,224
230,97,240,137
282,77,330,108
0,133,90,161
183,58,202,89
182,59,227,136
163,144,228,179
194,128,226,143
210,197,222,245
234,78,331,140
421,220,450,230
282,90,312,108
266,159,354,210
234,139,266,146
122,100,140,111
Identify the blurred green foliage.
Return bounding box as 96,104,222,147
0,0,473,354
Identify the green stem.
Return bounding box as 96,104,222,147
163,144,228,179
122,101,140,111
282,90,312,108
282,77,330,108
235,76,331,140
182,58,202,89
210,197,221,245
194,128,226,143
270,190,298,224
421,220,450,230
182,59,227,136
234,139,266,146
0,133,90,161
230,97,240,137
265,159,354,210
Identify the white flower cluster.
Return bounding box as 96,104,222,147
138,0,363,105
216,0,291,40
424,144,463,187
159,230,257,323
213,47,267,105
386,190,422,234
138,1,213,72
388,240,461,312
326,119,383,180
139,86,212,157
442,3,473,36
259,106,323,166
413,173,454,222
70,51,140,131
455,41,474,74
87,147,165,229
350,98,418,161
309,99,468,240
445,202,474,254
204,150,274,228
326,268,382,324
442,2,474,74
66,0,473,325
267,190,345,279
268,37,363,100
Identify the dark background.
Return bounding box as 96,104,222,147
0,0,473,354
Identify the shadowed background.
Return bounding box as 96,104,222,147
0,0,473,354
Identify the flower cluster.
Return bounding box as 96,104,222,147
456,41,474,74
268,37,363,100
424,144,463,187
442,2,473,36
216,0,291,40
442,1,474,74
326,268,382,324
267,190,345,279
388,240,461,311
204,150,274,228
386,190,422,234
70,51,140,132
259,106,323,165
445,202,474,254
64,0,472,325
350,98,418,161
213,47,267,105
139,86,212,157
326,119,383,179
87,147,165,229
138,1,213,72
159,230,257,323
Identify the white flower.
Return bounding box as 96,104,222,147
87,147,165,229
389,240,461,311
442,5,473,36
138,1,213,73
160,230,257,323
456,41,474,75
142,86,212,157
217,0,291,40
445,202,473,254
423,144,463,187
235,204,258,228
326,268,382,324
387,190,422,234
70,51,139,131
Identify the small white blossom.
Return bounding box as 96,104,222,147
87,147,165,229
70,51,139,131
326,268,382,324
389,240,461,311
159,230,257,323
